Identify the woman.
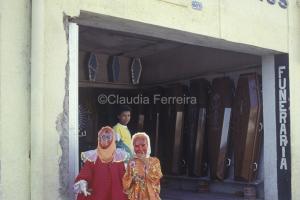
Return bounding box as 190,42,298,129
74,126,128,200
122,132,163,200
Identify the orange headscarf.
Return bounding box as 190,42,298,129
97,126,116,163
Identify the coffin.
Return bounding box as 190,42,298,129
159,84,187,175
107,56,120,82
88,53,98,81
207,77,235,180
232,73,263,182
184,79,210,177
131,58,142,85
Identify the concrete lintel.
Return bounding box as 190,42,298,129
73,11,283,56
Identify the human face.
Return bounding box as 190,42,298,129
133,137,148,157
98,129,113,149
118,111,131,125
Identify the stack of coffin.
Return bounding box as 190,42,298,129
184,79,210,177
159,84,187,175
207,77,235,180
232,73,263,182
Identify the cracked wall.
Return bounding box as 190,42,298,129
56,15,71,200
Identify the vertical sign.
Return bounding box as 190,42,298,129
275,54,291,200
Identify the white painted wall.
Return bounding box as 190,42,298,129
0,0,298,199
73,0,288,53
0,0,31,199
288,2,300,200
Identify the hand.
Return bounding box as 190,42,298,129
79,180,91,197
134,158,150,178
82,187,91,197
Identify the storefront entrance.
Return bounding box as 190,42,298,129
67,12,291,200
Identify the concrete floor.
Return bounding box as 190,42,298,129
161,189,253,200
160,175,263,200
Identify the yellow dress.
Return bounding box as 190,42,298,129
123,157,163,200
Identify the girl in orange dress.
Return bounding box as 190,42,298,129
122,132,163,200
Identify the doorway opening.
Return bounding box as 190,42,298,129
74,22,265,200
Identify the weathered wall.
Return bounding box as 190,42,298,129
0,0,31,200
30,1,71,200
75,0,288,52
43,0,296,199
8,0,300,200
288,2,300,200
31,1,70,200
219,0,288,52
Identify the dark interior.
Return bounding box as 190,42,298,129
78,25,264,198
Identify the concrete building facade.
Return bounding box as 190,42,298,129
0,0,299,200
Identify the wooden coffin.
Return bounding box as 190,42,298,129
184,79,210,177
107,56,120,82
207,77,234,180
87,53,98,81
159,84,187,175
131,58,142,85
232,73,263,182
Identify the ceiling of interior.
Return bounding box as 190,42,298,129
79,25,261,83
79,26,183,57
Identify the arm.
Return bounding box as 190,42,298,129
145,157,163,196
75,161,94,182
74,161,94,196
122,160,134,192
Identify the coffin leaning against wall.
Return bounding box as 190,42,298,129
207,77,235,180
232,73,263,182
